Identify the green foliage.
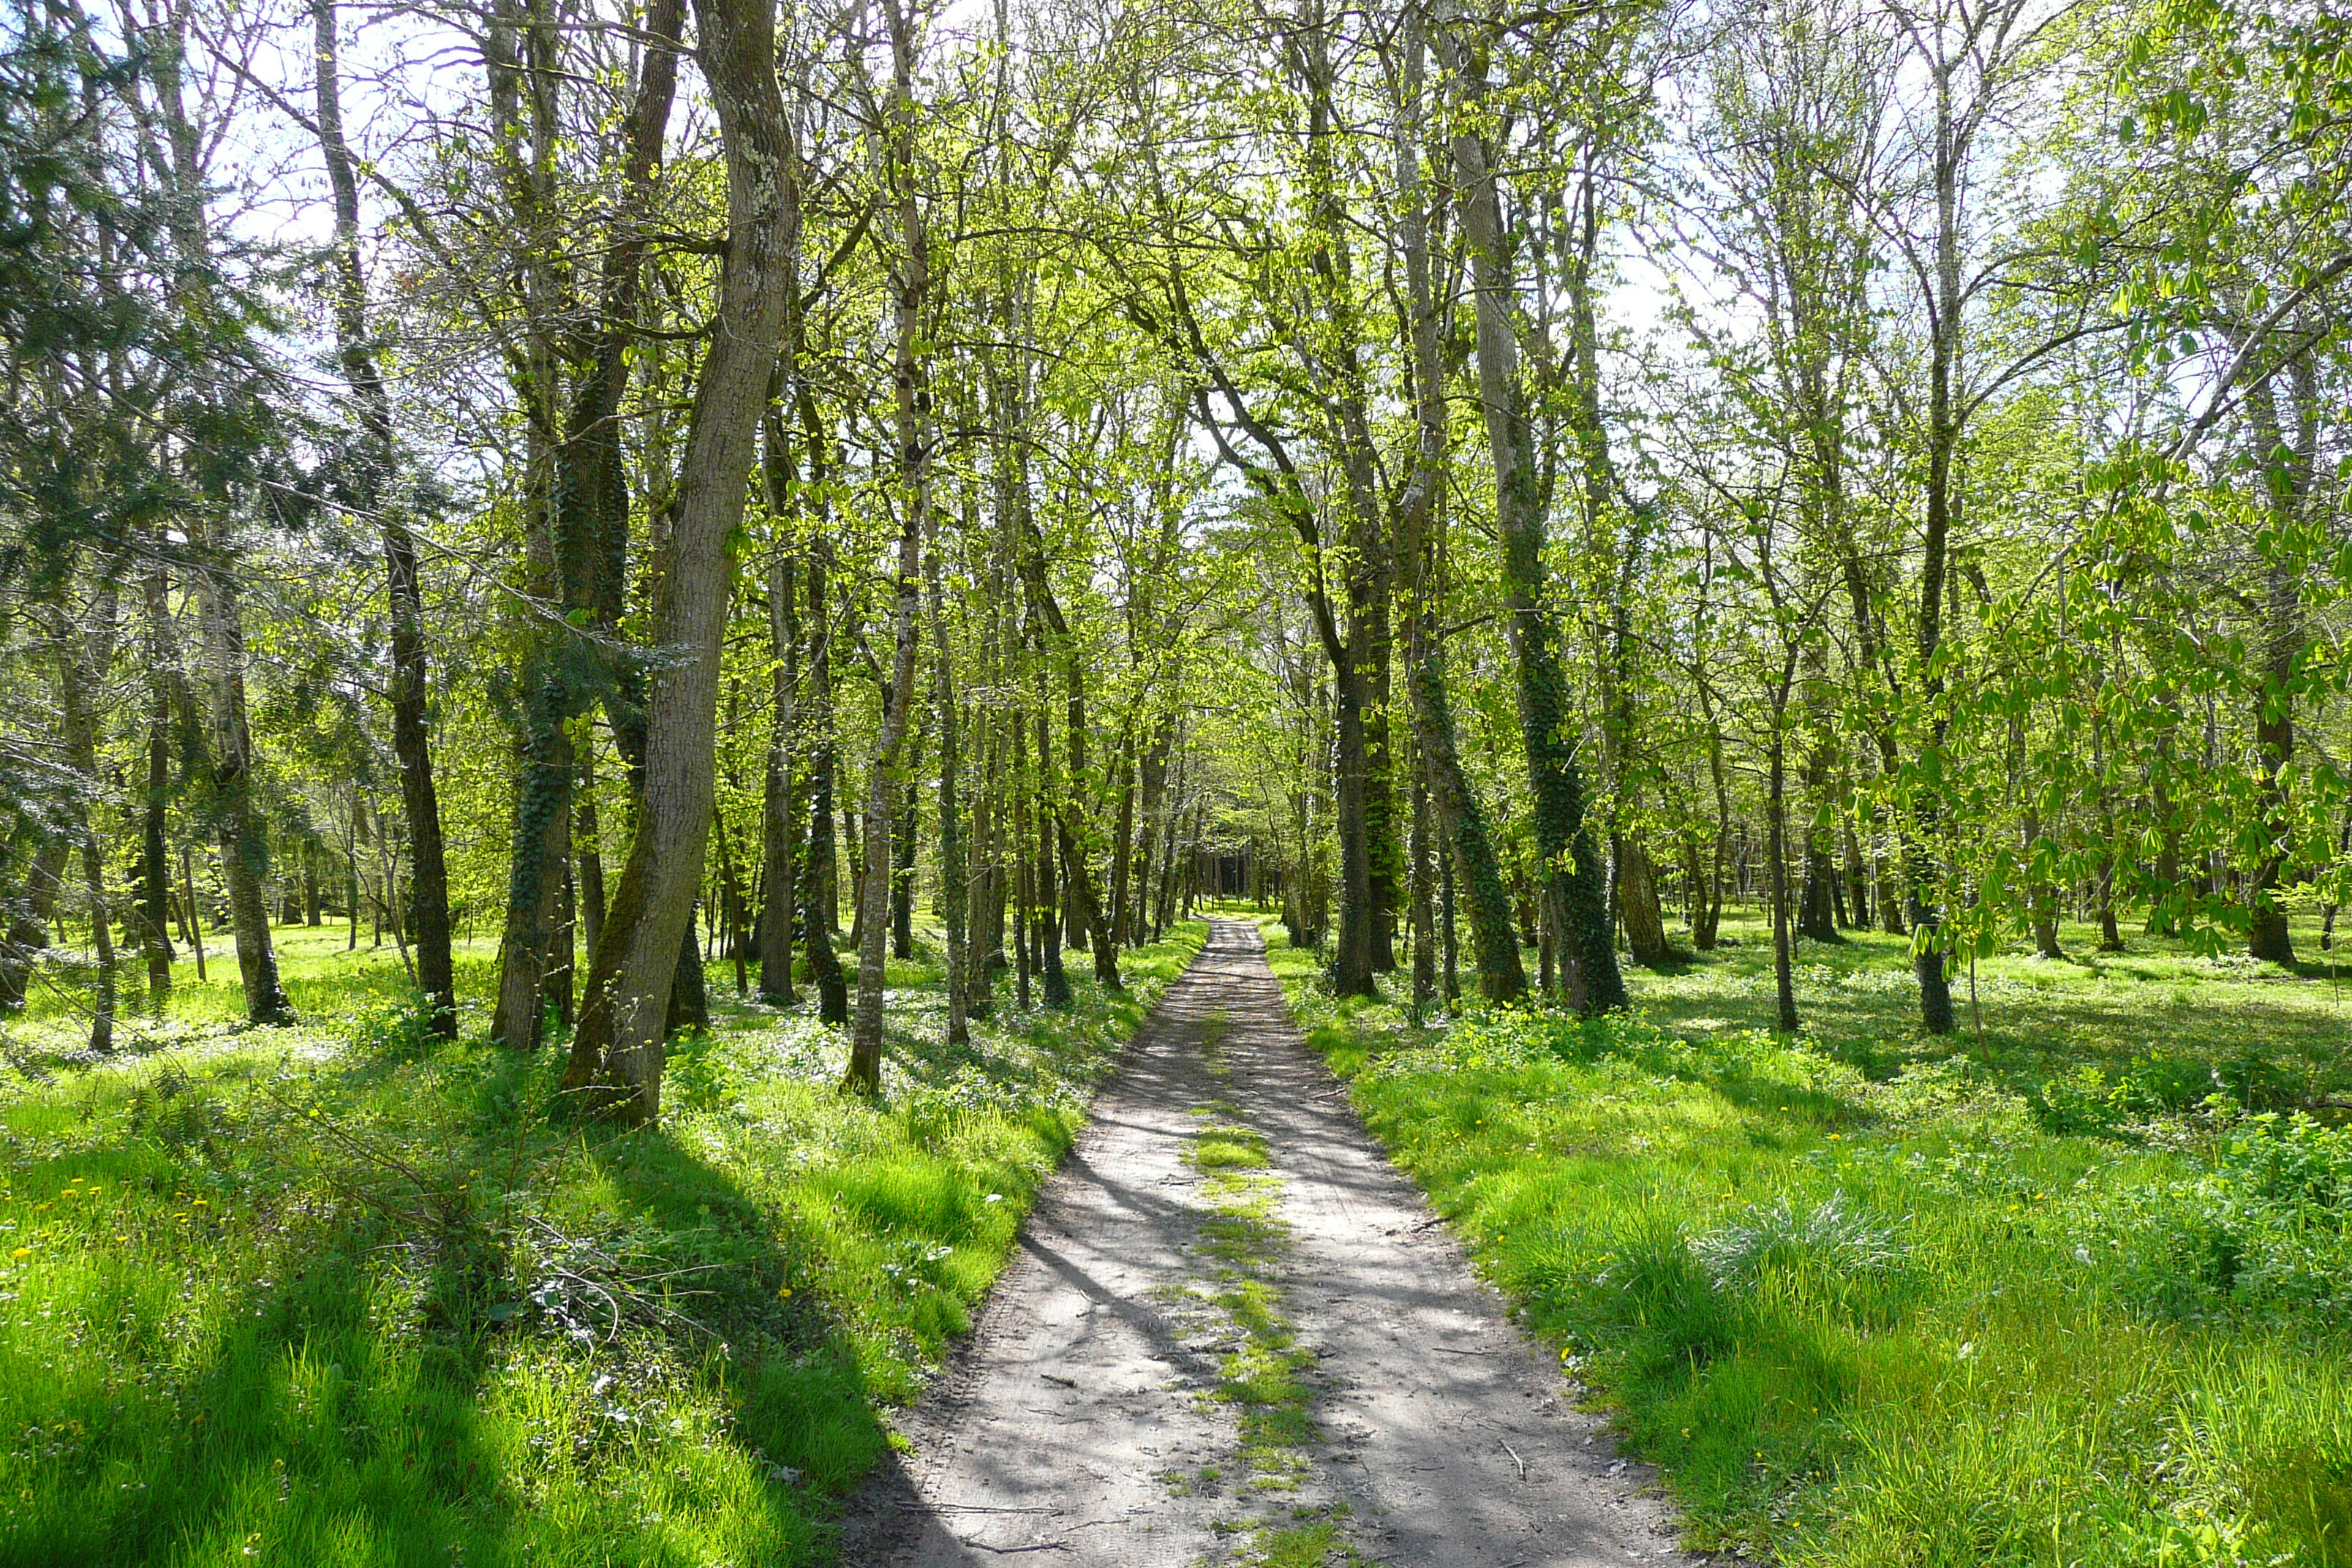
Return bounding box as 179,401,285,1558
0,917,1205,1566
1264,917,2352,1567
2093,1112,2352,1328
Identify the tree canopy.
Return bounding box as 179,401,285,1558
5,0,2351,1118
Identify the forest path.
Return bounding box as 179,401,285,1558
842,919,1696,1567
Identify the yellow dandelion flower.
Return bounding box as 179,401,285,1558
10,1246,29,1259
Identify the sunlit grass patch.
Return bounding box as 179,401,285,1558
1178,1069,1319,1507
0,916,1207,1567
1258,914,2352,1567
1192,1126,1269,1170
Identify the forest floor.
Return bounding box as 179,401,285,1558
1273,905,2352,1567
6,905,2351,1566
843,918,1692,1567
0,916,1207,1567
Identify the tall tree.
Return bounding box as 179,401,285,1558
565,0,799,1121
311,0,456,1036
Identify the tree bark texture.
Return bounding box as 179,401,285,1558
564,0,795,1120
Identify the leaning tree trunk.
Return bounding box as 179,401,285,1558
1410,635,1528,1002
1008,472,1122,990
562,0,795,1120
145,0,285,1026
1392,12,1521,1006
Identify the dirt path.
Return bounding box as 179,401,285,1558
843,919,1697,1567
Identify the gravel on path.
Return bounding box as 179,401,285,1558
841,919,1699,1567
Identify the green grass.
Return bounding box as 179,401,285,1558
0,917,1205,1567
1258,909,2352,1567
1625,902,2352,1104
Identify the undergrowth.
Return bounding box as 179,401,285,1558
0,919,1204,1567
1258,915,2352,1568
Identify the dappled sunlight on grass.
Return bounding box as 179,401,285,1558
0,919,1205,1566
1260,914,2352,1567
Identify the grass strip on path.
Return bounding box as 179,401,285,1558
1254,915,2352,1568
1171,1007,1355,1567
0,919,1204,1567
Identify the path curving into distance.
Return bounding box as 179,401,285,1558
841,919,1699,1567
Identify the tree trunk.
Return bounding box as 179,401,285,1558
844,0,931,1096
1014,698,1034,1011
1109,748,1137,951
178,844,206,981
1,837,67,1010
1034,690,1072,1009
578,742,606,958
562,0,794,1120
800,542,849,1023
1904,41,1967,1036
314,0,456,1036
2243,361,2312,965
494,706,572,1050
665,913,708,1036
1444,26,1623,1015
1768,720,1799,1034
1621,840,1672,968
195,560,293,1025
715,813,749,994
891,718,921,961
140,563,177,1004
1409,638,1528,1002
1798,740,1840,943
53,601,118,1054
1409,775,1436,1010
1008,489,1120,988
926,493,970,1049
1841,815,1870,931
755,500,801,1004
550,862,576,1030
1131,722,1169,947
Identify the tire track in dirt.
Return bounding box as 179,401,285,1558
841,919,1697,1567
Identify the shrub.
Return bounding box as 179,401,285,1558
2101,1111,2352,1324
1686,1191,1904,1293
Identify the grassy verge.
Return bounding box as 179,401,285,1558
0,919,1204,1567
1256,916,2352,1567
